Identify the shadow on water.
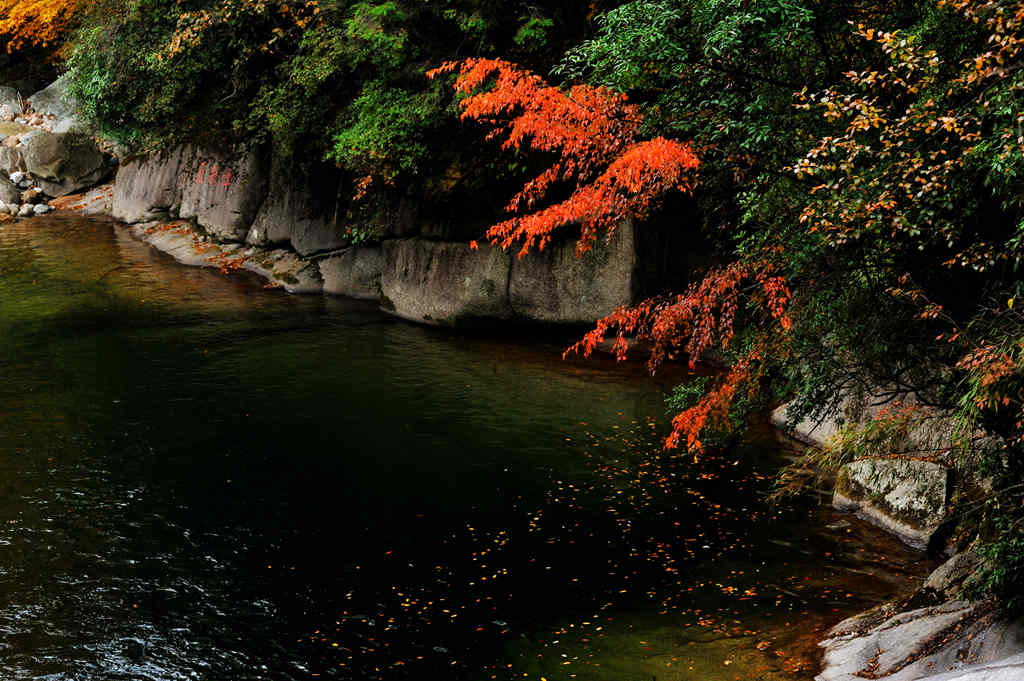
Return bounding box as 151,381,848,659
0,215,932,680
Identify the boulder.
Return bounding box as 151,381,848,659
178,147,268,241
771,400,845,448
380,239,512,325
834,458,948,550
924,552,984,597
22,132,106,197
26,76,85,134
0,177,18,204
33,204,50,215
0,146,25,174
772,386,961,455
248,161,347,256
817,600,1024,681
318,246,383,299
112,147,191,223
18,203,33,217
0,87,23,116
508,220,637,323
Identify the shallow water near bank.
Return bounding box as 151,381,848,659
0,214,932,680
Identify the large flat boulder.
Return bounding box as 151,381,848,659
318,246,383,299
178,147,268,241
834,458,948,550
508,220,637,323
49,184,115,216
818,600,1024,681
22,131,106,197
771,400,845,447
380,239,512,325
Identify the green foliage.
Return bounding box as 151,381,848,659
513,16,553,49
344,2,408,71
328,81,444,180
63,0,597,204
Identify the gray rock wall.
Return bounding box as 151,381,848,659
178,147,269,241
112,148,190,223
380,239,513,324
509,221,637,324
108,144,644,326
318,247,383,299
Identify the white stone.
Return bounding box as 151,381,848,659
9,171,24,184
817,600,1024,681
33,204,50,215
834,458,948,550
18,204,33,217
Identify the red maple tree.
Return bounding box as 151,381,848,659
428,58,699,256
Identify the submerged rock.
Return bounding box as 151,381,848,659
240,247,323,294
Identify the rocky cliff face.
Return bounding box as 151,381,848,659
108,144,642,325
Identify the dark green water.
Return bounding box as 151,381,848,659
0,215,930,680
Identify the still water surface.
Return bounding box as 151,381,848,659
0,215,930,680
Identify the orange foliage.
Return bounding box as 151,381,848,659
0,0,82,53
567,261,792,454
428,58,699,256
159,0,321,60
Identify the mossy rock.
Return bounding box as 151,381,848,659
834,458,949,550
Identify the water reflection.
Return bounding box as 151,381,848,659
0,215,931,680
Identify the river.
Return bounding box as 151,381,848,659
0,214,931,680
